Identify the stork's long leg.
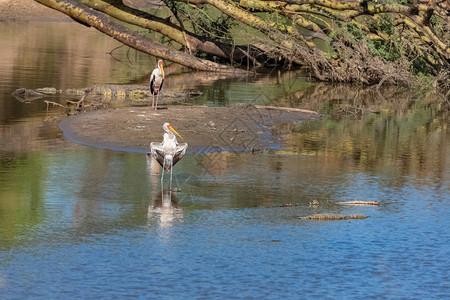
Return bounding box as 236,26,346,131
161,158,165,189
152,93,155,109
155,89,160,110
169,161,173,191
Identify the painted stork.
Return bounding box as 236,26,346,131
149,123,187,189
150,59,164,110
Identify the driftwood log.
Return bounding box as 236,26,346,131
43,85,105,115
299,213,368,220
338,201,380,206
254,105,319,115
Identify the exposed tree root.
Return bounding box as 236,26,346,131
43,85,107,115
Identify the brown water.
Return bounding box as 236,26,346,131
0,21,449,299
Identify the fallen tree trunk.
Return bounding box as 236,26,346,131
34,0,250,74
33,0,450,88
81,0,260,62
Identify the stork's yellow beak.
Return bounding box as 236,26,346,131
159,61,164,79
168,125,183,140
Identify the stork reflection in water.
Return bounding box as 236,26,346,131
149,123,187,190
147,189,183,229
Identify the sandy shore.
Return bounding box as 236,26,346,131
59,105,320,153
0,0,161,22
0,0,70,22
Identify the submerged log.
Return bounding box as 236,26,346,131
299,213,368,220
254,105,319,115
338,201,380,206
12,85,203,105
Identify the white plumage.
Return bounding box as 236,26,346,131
150,123,187,189
150,60,164,110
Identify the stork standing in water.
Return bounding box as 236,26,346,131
150,60,164,110
150,123,187,189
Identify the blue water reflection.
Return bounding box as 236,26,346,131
1,142,448,298
0,21,449,299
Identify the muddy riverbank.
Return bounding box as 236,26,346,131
59,105,320,152
0,0,70,22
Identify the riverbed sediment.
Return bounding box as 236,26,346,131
59,105,320,152
0,0,70,22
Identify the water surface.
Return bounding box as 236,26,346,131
0,21,449,299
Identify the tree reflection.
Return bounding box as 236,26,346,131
0,153,45,247
278,91,449,182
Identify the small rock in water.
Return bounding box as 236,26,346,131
207,121,216,127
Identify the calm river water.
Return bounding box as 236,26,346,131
0,21,449,299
